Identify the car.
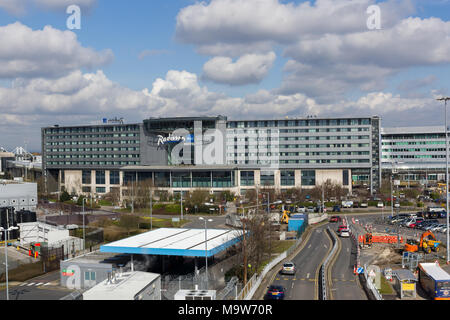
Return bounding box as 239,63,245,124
332,205,341,212
339,228,350,237
337,225,347,233
430,224,446,232
394,202,400,208
329,216,341,223
306,206,315,213
424,223,440,231
264,285,285,300
360,203,368,208
297,206,306,213
377,202,384,208
280,262,296,275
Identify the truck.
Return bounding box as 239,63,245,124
404,231,441,254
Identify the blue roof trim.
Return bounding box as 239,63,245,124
100,234,244,258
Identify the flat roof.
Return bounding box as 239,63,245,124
83,271,160,300
63,250,121,265
419,263,450,281
100,228,243,257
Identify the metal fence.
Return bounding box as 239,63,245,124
236,219,309,300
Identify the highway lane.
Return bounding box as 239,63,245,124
329,229,366,300
268,224,331,300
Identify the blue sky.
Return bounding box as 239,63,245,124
0,0,449,151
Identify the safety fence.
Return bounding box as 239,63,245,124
319,227,338,300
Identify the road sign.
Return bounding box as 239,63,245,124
357,267,364,274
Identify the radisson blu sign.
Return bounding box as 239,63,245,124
157,134,194,146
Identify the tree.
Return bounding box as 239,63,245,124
60,190,71,202
118,214,140,236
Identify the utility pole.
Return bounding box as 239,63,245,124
149,187,153,231
437,96,450,264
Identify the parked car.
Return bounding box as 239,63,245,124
360,203,368,208
377,202,384,208
332,205,341,212
297,206,306,213
329,216,341,223
306,206,315,213
264,285,285,300
430,224,447,232
280,262,296,275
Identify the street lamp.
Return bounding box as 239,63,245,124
1,226,19,301
82,197,87,252
437,96,450,264
199,217,213,289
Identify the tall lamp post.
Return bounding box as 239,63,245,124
82,197,87,252
1,226,19,301
199,217,213,289
437,96,450,264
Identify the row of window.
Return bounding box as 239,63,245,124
382,141,445,146
382,134,445,140
227,119,371,128
278,143,370,148
47,161,139,166
45,125,140,134
47,154,139,159
46,133,138,140
228,151,370,157
383,155,446,159
227,135,370,142
46,140,140,146
382,148,446,153
46,147,140,153
229,159,370,164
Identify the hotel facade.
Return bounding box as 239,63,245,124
41,116,382,199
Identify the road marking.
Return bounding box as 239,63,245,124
306,273,310,279
291,283,295,289
347,248,350,253
35,283,44,287
324,244,327,248
43,283,51,286
20,283,27,287
308,244,312,249
27,283,35,286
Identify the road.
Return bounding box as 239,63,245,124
329,227,366,300
267,224,331,300
0,271,74,300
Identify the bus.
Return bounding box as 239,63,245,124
418,263,450,300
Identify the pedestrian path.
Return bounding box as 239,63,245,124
18,281,55,288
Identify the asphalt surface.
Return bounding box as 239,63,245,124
267,224,331,300
0,271,74,300
329,228,366,300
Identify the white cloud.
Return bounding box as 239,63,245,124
176,0,414,56
202,52,276,85
0,22,113,79
0,0,97,15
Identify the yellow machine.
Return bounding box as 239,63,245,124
280,210,291,224
404,231,441,254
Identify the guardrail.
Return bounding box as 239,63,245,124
363,264,383,300
319,227,338,300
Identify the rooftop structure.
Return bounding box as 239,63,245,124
100,228,244,257
82,271,161,300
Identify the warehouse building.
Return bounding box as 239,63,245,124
41,115,382,198
0,180,37,211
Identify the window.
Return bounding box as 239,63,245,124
343,170,349,186
96,187,106,193
301,170,316,186
96,170,105,185
281,170,295,186
85,271,96,281
82,170,91,184
110,171,120,185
